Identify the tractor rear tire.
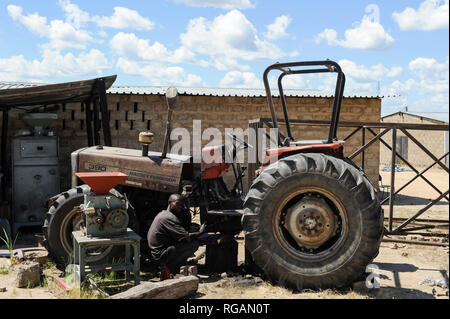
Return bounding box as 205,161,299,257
42,184,138,268
242,153,383,290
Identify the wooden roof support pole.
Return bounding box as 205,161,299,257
1,107,8,200
96,79,112,147
84,100,94,147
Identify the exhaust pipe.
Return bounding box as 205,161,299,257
161,87,178,158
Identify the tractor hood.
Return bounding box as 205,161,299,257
72,146,191,193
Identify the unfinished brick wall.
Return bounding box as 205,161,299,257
379,113,448,169
1,93,381,192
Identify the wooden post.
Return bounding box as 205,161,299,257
109,276,199,299
97,79,112,147
93,97,100,146
1,108,8,199
85,101,94,147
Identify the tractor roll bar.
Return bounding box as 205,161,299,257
263,60,346,145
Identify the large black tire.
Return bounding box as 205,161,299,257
42,184,138,268
242,153,383,290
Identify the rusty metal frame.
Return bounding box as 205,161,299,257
262,60,345,146
248,117,449,239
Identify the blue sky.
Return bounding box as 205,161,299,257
0,0,448,118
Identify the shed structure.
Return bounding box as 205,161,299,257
380,112,449,168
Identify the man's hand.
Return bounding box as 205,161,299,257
189,223,207,241
199,223,207,234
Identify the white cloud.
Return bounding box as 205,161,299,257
170,46,198,64
110,32,170,62
276,74,310,90
45,20,96,50
220,71,262,88
7,4,95,50
180,10,294,71
388,77,448,96
339,59,403,83
0,49,111,82
315,6,395,50
319,74,375,97
393,0,449,31
408,56,449,81
116,58,204,87
94,7,155,30
382,56,449,112
264,15,292,40
313,60,404,97
174,0,255,10
98,30,108,38
7,5,49,37
109,32,205,86
110,32,203,66
58,0,90,29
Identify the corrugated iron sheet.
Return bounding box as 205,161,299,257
1,81,383,100
0,75,117,108
0,82,40,90
108,85,383,99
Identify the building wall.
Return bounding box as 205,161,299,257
1,94,381,194
379,113,449,169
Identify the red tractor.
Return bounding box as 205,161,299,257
43,60,383,290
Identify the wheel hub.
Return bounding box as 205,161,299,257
283,196,338,249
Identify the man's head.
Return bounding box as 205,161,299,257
168,194,184,214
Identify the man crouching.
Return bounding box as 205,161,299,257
147,194,206,280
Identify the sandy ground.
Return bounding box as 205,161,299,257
0,168,448,299
189,241,449,299
0,243,56,299
379,168,449,220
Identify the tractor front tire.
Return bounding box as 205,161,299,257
242,153,383,290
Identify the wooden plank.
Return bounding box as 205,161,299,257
109,275,199,299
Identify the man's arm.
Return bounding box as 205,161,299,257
188,223,206,241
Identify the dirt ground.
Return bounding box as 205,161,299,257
379,168,449,220
0,243,56,299
0,168,448,299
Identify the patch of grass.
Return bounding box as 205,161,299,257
87,257,125,283
0,265,10,274
9,287,17,298
41,260,62,288
314,288,370,299
0,228,19,266
66,286,105,299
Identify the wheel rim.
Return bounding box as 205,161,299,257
59,206,113,263
273,187,349,262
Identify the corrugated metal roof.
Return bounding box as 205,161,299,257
1,81,383,99
0,76,117,108
107,85,383,99
382,111,449,124
0,82,40,90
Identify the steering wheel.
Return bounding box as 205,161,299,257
226,133,253,150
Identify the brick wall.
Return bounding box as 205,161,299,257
380,113,448,168
1,93,381,193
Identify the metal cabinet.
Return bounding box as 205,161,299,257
12,136,59,235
